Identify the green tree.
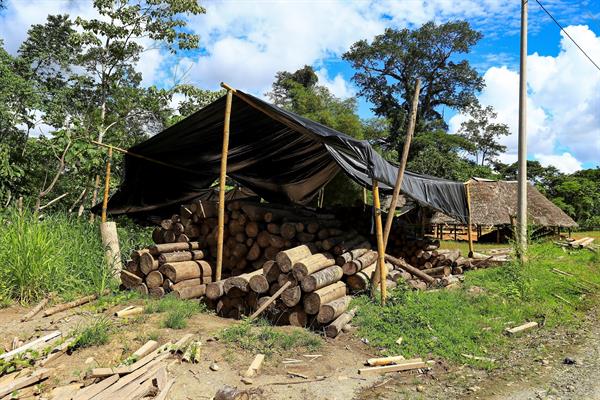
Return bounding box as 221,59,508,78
343,21,483,158
168,84,225,125
458,103,510,165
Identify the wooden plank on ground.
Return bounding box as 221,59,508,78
244,354,265,378
358,359,426,375
0,368,53,397
366,355,407,366
72,374,119,400
505,321,538,335
0,331,61,361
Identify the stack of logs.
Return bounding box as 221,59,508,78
120,242,212,299
150,200,359,277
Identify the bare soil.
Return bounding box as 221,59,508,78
2,299,599,400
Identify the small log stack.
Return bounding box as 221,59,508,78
121,242,212,299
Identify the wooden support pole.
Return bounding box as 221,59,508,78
101,146,112,223
216,88,233,281
382,78,421,248
465,182,474,257
370,180,387,305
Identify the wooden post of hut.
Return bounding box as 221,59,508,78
216,83,235,281
370,180,387,305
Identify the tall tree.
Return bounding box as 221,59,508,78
457,103,510,165
343,21,483,157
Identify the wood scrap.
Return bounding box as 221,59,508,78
244,354,265,378
358,359,426,375
505,321,538,335
0,368,53,397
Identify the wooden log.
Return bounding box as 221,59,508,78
115,306,144,318
249,281,292,320
263,260,280,283
281,285,302,307
406,279,427,290
384,254,435,284
316,295,351,323
266,223,281,235
246,242,261,261
292,253,335,281
325,308,356,338
224,269,263,294
264,246,279,260
158,250,204,264
288,306,308,327
300,265,343,292
280,223,297,240
346,263,376,291
171,278,204,291
146,270,164,288
304,281,346,314
140,252,159,274
135,283,149,296
249,274,269,294
149,242,200,255
214,385,250,400
21,296,51,322
420,265,451,277
269,235,285,249
343,250,378,275
256,231,272,248
43,294,99,317
174,284,206,300
149,286,165,298
206,280,225,300
366,355,407,366
296,232,315,242
160,260,211,283
335,243,371,266
276,245,313,273
0,368,53,398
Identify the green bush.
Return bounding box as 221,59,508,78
0,208,114,304
145,294,205,329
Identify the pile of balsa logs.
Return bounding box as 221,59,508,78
121,242,212,299
555,236,597,253
150,199,359,277
205,243,378,337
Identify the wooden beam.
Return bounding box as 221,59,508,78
370,180,387,304
358,359,426,375
465,182,474,257
249,281,291,320
382,78,421,248
216,89,233,281
0,368,54,397
505,321,538,335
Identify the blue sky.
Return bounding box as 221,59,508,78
1,0,599,172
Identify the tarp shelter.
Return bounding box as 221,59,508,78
103,89,469,223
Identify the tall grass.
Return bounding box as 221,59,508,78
0,208,114,304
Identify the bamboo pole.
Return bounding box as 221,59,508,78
370,180,387,305
216,87,233,281
465,182,474,257
382,78,421,248
101,146,112,223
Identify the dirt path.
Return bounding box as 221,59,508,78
2,300,599,399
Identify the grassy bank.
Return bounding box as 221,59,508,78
352,241,600,368
0,209,152,305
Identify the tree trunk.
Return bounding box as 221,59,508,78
281,285,302,307
160,260,211,283
325,308,356,338
335,243,371,266
174,284,206,300
276,245,313,273
149,242,200,255
346,263,376,291
288,306,308,327
224,269,263,294
158,250,204,264
292,253,335,281
384,254,434,284
342,250,378,275
146,270,164,289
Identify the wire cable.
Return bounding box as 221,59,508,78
534,0,600,72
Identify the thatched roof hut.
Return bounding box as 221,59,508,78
430,178,577,228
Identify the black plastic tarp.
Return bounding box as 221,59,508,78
103,90,468,223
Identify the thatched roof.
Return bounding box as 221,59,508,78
430,178,577,228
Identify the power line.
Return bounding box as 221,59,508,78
534,0,600,72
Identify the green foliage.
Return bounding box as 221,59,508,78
71,317,112,349
343,20,483,143
145,294,205,329
353,242,600,368
458,103,510,165
219,319,322,356
0,208,114,304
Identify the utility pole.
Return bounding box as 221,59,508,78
517,0,528,259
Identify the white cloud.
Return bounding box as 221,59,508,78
450,25,600,170
315,68,356,99
535,152,583,174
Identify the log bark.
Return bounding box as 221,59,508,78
317,295,351,324
160,260,211,283
281,285,302,307
21,296,50,322
263,260,280,282
249,274,269,294
292,253,335,281
288,306,308,327
325,308,356,338
342,250,378,275
384,254,434,284
149,287,165,298
276,245,313,273
43,293,99,317
421,265,451,277
158,250,204,264
224,269,263,294
121,270,144,288
346,263,376,291
146,270,164,289
303,281,346,314
335,243,370,266
149,242,200,255
100,221,123,274
174,284,206,300
280,223,296,240
140,252,159,275
300,265,343,292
